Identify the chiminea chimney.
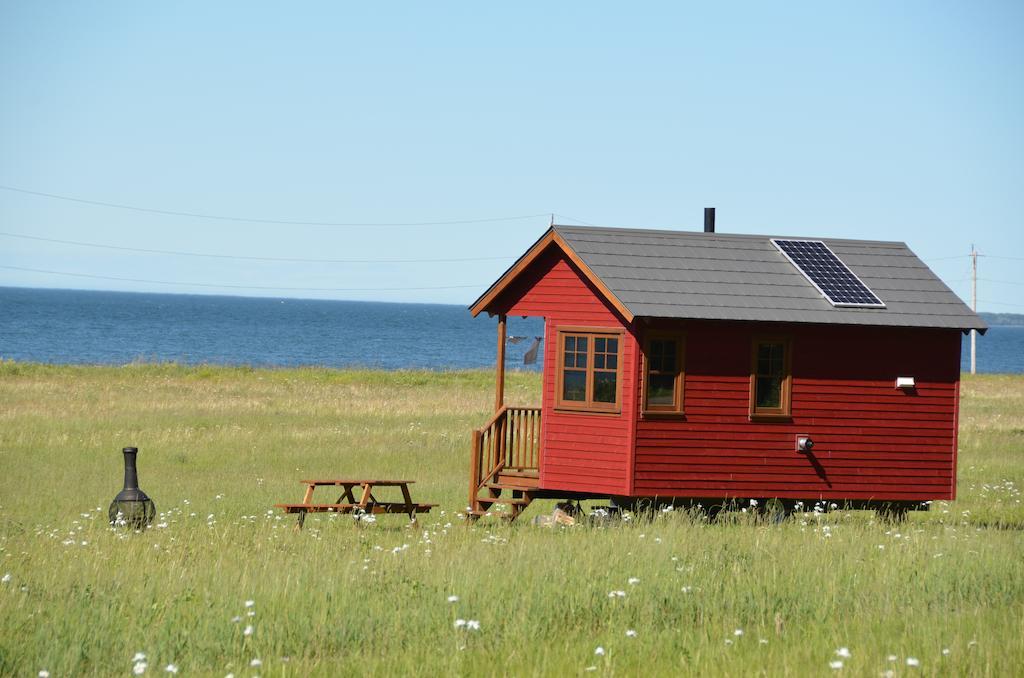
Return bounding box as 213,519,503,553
704,207,715,233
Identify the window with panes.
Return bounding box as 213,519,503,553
556,329,622,412
643,334,684,414
750,337,792,418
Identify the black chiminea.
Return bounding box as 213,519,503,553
108,447,156,528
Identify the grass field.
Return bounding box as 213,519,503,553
1,362,1022,676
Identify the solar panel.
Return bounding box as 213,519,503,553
771,239,886,308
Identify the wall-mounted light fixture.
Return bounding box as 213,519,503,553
896,376,915,389
796,435,814,453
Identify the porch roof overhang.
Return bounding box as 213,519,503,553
467,227,635,322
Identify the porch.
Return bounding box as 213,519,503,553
467,314,542,520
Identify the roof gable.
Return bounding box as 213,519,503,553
468,228,633,321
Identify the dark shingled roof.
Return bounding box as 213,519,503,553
552,225,986,332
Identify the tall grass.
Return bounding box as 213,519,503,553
1,363,1022,676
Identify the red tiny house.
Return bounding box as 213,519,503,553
467,224,983,520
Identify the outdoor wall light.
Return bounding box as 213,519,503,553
796,436,814,453
896,376,916,389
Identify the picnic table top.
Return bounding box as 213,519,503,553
299,479,415,486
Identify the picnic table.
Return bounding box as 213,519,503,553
275,479,436,528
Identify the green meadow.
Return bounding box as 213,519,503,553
1,363,1022,676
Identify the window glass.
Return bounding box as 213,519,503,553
752,339,790,415
647,373,676,406
593,371,617,403
756,376,781,408
564,335,588,369
562,370,587,401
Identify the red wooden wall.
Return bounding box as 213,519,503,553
633,322,962,502
491,245,638,496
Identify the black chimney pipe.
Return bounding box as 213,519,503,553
704,207,715,233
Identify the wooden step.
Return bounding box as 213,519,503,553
485,482,536,492
499,469,539,479
496,472,539,488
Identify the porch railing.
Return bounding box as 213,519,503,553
469,406,541,506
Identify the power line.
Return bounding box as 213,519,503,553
979,278,1024,287
0,231,513,264
0,184,548,227
0,264,483,292
554,212,600,227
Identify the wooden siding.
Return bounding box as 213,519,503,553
634,322,962,501
492,245,638,495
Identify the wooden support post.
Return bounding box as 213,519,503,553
495,314,507,412
469,430,482,511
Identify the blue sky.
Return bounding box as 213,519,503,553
1,2,1021,311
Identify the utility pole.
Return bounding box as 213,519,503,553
971,244,977,375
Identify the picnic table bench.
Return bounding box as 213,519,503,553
275,479,436,528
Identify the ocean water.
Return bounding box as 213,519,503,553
0,287,1020,374
0,287,544,370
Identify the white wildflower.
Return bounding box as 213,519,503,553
608,590,626,598
627,577,640,585
625,629,637,637
243,624,254,636
133,652,146,662
1,573,10,583
734,628,744,636
245,600,255,608
829,660,843,669
39,672,50,678
906,657,920,666
164,665,178,674
836,647,851,658
250,659,262,667
681,586,692,593
466,620,481,631
594,646,605,656
942,648,950,656
887,655,898,662
447,595,459,603
133,661,148,675
454,619,467,628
